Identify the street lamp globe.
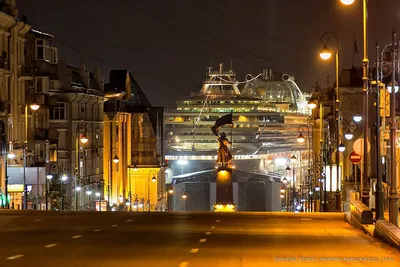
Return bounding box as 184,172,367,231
344,132,353,140
95,192,100,197
353,114,362,122
338,143,346,152
280,194,285,199
151,176,157,182
290,154,297,163
319,44,332,60
61,173,68,181
7,152,15,159
282,177,288,185
387,84,399,93
307,99,317,109
296,133,305,143
340,0,355,5
29,100,40,111
168,189,174,194
76,186,81,191
86,190,92,195
182,193,187,199
46,173,53,179
280,188,285,193
80,134,89,144
112,155,120,163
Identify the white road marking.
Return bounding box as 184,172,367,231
205,232,212,235
72,235,82,239
199,239,207,243
45,244,57,248
211,226,215,229
111,224,118,227
126,219,133,222
216,220,220,222
301,218,312,221
7,254,24,260
34,219,42,222
93,229,102,232
189,248,199,253
178,262,189,267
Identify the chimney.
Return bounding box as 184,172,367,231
93,68,104,91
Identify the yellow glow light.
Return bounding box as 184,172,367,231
319,45,332,60
340,0,355,5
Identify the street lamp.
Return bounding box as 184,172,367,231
86,189,92,210
23,101,40,210
181,189,187,212
60,172,67,211
148,170,157,211
340,0,370,211
291,147,302,212
319,31,342,211
307,99,317,110
108,148,119,210
353,114,362,122
75,124,89,211
344,131,353,140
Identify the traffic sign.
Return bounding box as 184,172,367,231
348,121,357,133
349,151,362,164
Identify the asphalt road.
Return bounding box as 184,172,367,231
0,211,398,267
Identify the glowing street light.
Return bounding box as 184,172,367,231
319,44,332,60
80,134,88,144
353,114,362,122
29,100,40,111
338,143,346,152
344,131,353,140
307,99,317,109
113,155,120,163
340,0,355,5
297,133,305,143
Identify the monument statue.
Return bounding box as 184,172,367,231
211,113,234,169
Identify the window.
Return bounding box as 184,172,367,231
35,39,50,61
50,102,67,120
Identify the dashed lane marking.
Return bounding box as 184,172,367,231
126,219,133,222
45,244,57,248
72,235,82,239
111,224,118,227
6,255,24,260
199,239,207,243
216,220,220,222
189,248,199,253
205,232,211,235
211,226,215,229
301,218,312,221
93,229,102,232
178,262,189,267
34,219,42,222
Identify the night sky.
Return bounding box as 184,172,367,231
17,0,400,108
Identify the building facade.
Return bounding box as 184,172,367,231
1,7,105,210
103,70,167,211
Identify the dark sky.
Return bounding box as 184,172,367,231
17,0,400,108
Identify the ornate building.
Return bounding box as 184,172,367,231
104,70,166,211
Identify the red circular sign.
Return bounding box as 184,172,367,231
349,151,362,164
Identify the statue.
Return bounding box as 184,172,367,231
217,132,233,168
211,113,234,169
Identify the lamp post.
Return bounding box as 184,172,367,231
108,148,119,210
319,31,342,211
181,188,187,212
389,33,399,225
22,101,40,210
60,172,67,211
340,0,370,208
296,124,311,211
75,123,88,211
86,189,92,210
148,170,157,211
282,177,289,211
95,191,101,211
291,147,302,211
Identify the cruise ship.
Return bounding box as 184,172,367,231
165,64,312,174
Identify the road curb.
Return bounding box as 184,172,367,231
374,220,400,250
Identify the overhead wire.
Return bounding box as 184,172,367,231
132,0,318,81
